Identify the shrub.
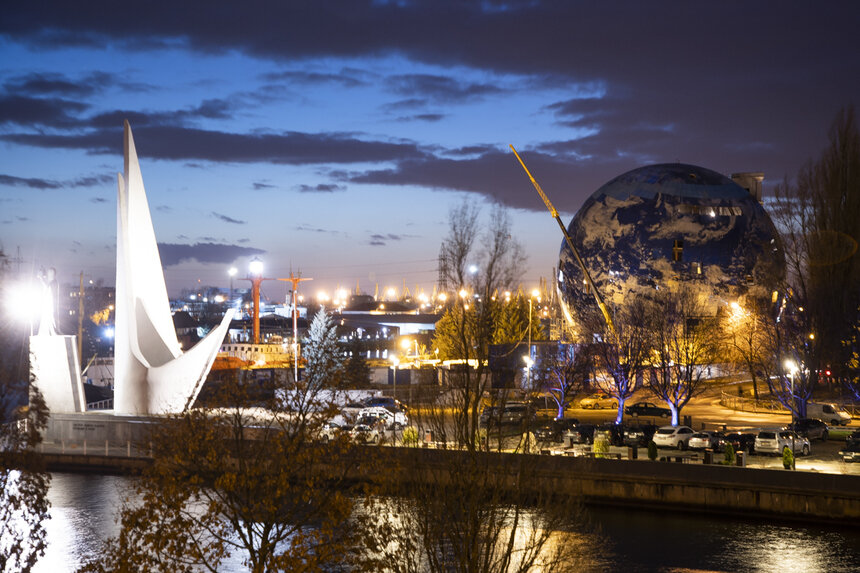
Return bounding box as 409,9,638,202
401,426,419,447
782,446,795,470
723,443,735,465
647,440,658,460
592,435,609,459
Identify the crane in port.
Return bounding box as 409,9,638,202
509,145,616,336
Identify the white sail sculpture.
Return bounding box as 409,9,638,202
114,121,234,415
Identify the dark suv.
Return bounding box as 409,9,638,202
595,423,626,446
724,431,757,453
566,424,596,445
364,396,407,413
623,424,658,447
534,418,580,443
789,418,829,441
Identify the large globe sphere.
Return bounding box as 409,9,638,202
557,163,783,326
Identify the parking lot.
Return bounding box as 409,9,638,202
540,435,860,475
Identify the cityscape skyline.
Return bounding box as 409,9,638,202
2,2,859,299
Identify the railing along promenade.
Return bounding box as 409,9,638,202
719,391,860,418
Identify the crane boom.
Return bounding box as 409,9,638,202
509,145,616,336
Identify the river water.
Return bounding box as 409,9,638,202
35,472,860,572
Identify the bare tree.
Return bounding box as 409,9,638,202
721,300,770,400
433,200,527,451
375,200,588,573
770,107,860,399
538,343,588,419
646,287,722,426
586,300,651,424
756,300,817,418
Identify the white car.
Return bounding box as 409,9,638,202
578,392,617,410
687,431,724,451
349,422,382,444
358,406,408,429
754,429,810,456
319,420,348,442
652,426,694,450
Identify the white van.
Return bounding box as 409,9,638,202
806,402,851,426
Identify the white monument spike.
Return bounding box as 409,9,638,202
114,121,234,414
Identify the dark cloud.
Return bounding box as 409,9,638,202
87,98,235,129
3,71,113,97
0,172,112,190
252,181,275,190
0,94,88,127
261,69,369,88
90,197,108,203
297,183,345,193
1,125,427,165
157,242,265,267
386,73,502,104
397,113,445,123
212,211,246,224
2,2,859,207
348,148,593,212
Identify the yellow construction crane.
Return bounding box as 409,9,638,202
510,145,616,336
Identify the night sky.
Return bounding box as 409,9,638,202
1,1,858,300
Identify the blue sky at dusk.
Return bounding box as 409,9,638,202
1,1,858,300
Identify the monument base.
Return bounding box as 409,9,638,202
44,412,161,446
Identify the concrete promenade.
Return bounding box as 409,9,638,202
33,442,860,525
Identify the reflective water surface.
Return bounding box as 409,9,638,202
37,472,860,572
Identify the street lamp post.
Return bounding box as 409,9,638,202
228,267,237,307
248,258,264,344
785,359,798,469
526,289,540,390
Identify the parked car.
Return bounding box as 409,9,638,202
625,402,671,418
788,418,829,441
319,420,349,442
838,441,860,463
529,395,569,419
754,429,810,456
364,396,408,413
688,431,725,451
806,402,852,426
533,418,580,443
623,424,658,447
349,421,382,444
652,426,694,450
358,406,408,429
479,406,499,427
578,392,617,410
565,424,597,445
499,403,536,425
723,431,757,454
846,429,860,447
341,401,369,421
